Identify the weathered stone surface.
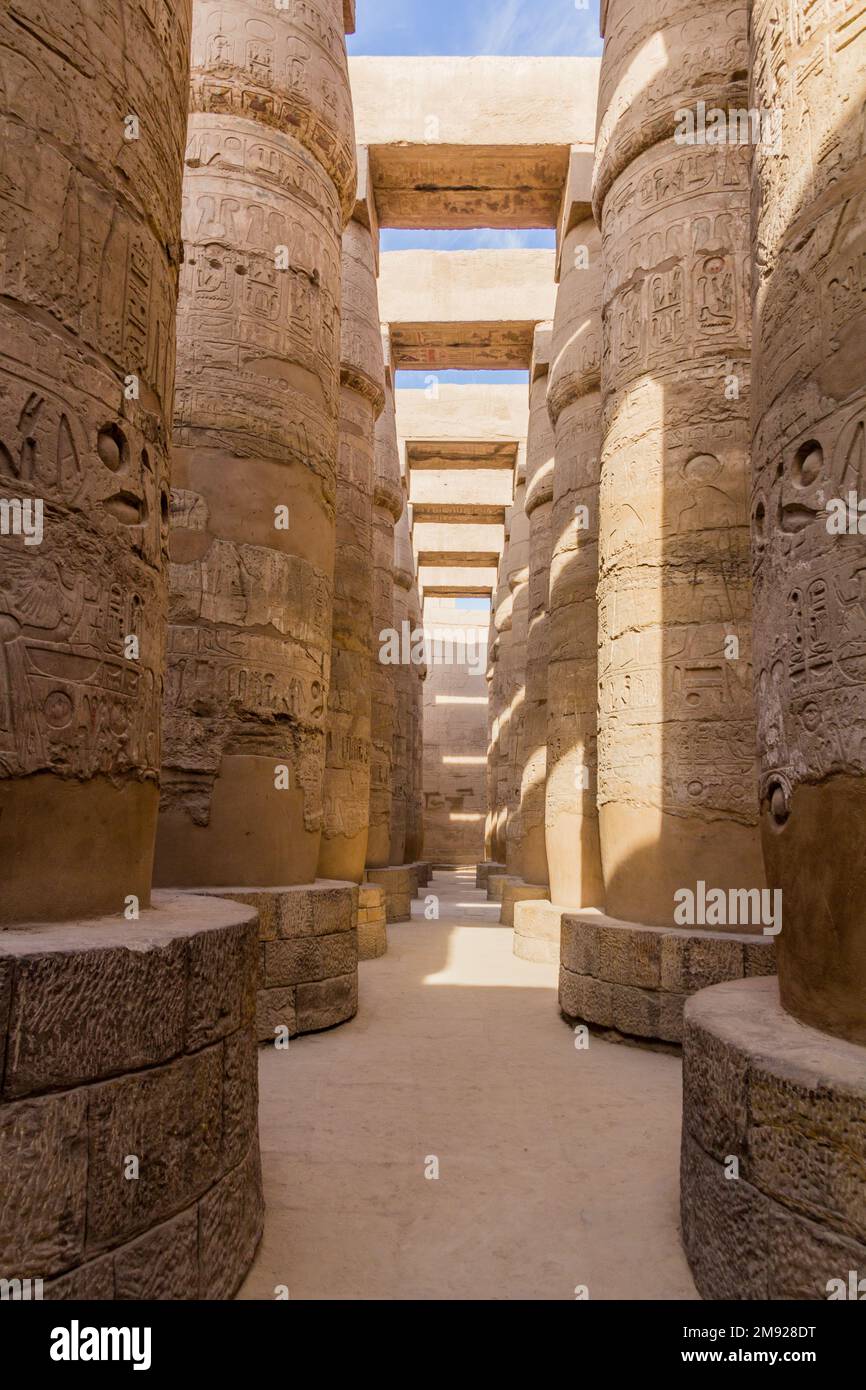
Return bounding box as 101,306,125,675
0,0,192,922
546,215,604,912
43,1254,116,1301
199,1143,265,1301
476,861,506,889
113,1207,199,1301
86,1046,223,1252
319,200,385,884
156,0,356,889
750,0,866,1043
681,977,866,1299
357,884,388,959
560,911,774,1045
513,900,563,963
0,1090,88,1278
499,883,549,928
256,989,297,1046
366,865,416,922
488,873,521,903
505,478,530,875
594,0,765,929
296,972,359,1034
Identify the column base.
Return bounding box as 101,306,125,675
193,882,359,1044
513,900,564,963
357,885,388,959
0,893,263,1300
365,865,417,922
500,882,550,927
475,861,506,889
487,873,522,903
559,909,776,1045
681,977,866,1299
406,860,431,888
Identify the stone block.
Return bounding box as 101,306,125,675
199,1143,265,1301
222,1027,259,1171
113,1207,199,1301
768,1206,866,1301
513,901,562,963
295,972,358,1034
43,1254,116,1300
86,1047,223,1253
358,920,388,959
0,1090,88,1278
680,1128,770,1302
1,926,186,1099
487,874,521,903
256,987,297,1045
499,883,549,927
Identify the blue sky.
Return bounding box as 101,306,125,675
354,0,601,386
348,0,602,59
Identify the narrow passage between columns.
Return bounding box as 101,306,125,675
240,871,697,1300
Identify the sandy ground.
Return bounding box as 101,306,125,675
238,868,699,1300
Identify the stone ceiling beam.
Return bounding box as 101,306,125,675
397,383,529,452
350,57,600,228
379,250,556,370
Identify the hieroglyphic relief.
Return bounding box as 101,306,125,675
751,0,866,1036
0,0,190,917
189,0,356,220
157,0,354,881
594,0,764,925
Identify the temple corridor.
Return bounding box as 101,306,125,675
240,871,697,1301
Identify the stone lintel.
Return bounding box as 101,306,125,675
397,384,528,454
554,144,595,282
410,467,515,510
412,520,505,567
343,0,356,35
530,320,553,385
353,146,380,273
379,250,556,368
350,58,600,228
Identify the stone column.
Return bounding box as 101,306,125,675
545,214,604,912
0,0,262,1298
681,0,866,1299
516,326,553,892
561,0,773,1045
388,490,413,865
318,157,385,883
367,334,402,867
155,0,355,889
490,535,514,867
405,575,426,863
515,201,605,964
0,0,190,922
504,472,530,877
156,0,359,1041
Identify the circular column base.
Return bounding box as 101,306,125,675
0,893,263,1299
560,910,776,1045
682,976,866,1299
513,900,564,963
475,861,506,890
194,882,359,1044
357,885,388,959
365,865,417,922
499,882,550,927
487,874,522,904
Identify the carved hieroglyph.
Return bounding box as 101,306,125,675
155,0,356,888
519,359,553,887
751,0,866,1042
367,346,403,868
388,493,414,865
545,218,605,910
0,0,192,921
318,218,385,882
505,477,530,875
594,0,765,926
